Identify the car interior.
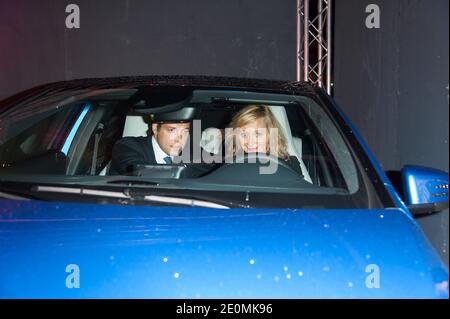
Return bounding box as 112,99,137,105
110,105,313,184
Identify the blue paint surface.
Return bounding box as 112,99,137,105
402,165,449,205
0,199,447,298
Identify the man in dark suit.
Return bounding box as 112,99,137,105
111,121,191,174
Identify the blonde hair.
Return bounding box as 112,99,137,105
226,105,290,159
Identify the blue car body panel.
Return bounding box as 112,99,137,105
0,199,447,298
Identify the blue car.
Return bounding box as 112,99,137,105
0,76,448,298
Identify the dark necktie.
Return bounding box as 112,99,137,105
163,156,172,164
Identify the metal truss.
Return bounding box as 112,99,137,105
297,0,333,94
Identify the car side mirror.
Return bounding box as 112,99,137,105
402,165,449,217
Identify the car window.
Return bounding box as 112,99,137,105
287,101,358,193
0,88,383,209
0,104,85,165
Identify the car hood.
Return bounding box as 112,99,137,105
0,199,448,298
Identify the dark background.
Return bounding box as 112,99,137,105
0,0,448,265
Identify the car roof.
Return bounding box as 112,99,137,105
0,76,321,114
22,75,318,95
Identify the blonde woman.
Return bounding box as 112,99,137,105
225,105,303,175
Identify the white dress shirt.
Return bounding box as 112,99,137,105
152,136,171,164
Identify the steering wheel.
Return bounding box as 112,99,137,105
232,153,300,176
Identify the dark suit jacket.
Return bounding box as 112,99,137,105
111,136,157,174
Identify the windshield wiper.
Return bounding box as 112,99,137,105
0,190,32,201
106,179,160,186
34,185,230,209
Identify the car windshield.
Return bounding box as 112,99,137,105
0,86,384,209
